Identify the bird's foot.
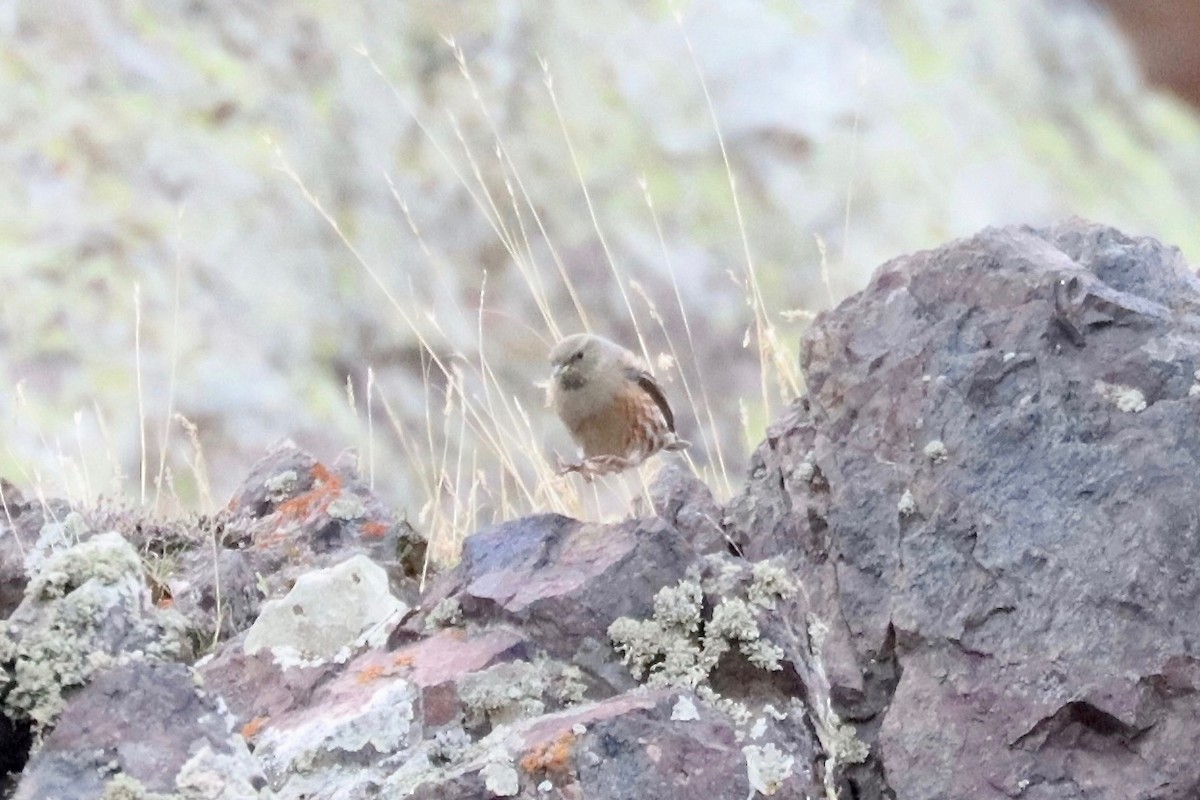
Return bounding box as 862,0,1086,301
555,454,641,480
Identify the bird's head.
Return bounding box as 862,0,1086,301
549,333,613,391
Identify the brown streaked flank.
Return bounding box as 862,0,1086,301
548,333,689,479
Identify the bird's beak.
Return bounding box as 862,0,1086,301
551,363,565,380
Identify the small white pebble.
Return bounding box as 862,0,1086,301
571,723,587,735
538,780,553,793
1190,385,1200,398
1003,352,1016,362
921,375,931,383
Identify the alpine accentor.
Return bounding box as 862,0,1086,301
548,333,690,478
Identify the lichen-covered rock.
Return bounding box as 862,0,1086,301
222,443,427,601
0,530,188,734
243,554,406,664
13,660,266,800
729,219,1200,799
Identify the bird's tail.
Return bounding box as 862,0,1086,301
664,436,691,451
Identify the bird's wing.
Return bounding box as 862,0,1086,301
625,367,676,432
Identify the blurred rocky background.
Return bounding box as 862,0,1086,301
5,0,1200,544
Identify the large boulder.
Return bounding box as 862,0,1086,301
729,219,1200,799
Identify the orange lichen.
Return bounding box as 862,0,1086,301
361,520,389,539
355,664,387,684
520,730,577,777
240,716,269,739
276,463,343,521
392,654,415,668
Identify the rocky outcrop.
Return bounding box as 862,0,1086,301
4,220,1200,799
730,218,1200,798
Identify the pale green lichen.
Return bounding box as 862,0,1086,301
923,440,948,464
827,719,870,765
3,532,187,733
652,579,703,633
551,663,588,705
1094,380,1147,413
696,684,752,728
744,743,795,796
424,597,463,630
457,658,584,728
897,489,917,517
747,560,798,610
100,774,176,800
28,531,144,600
263,470,299,501
458,661,548,728
428,726,473,766
609,569,789,690
326,494,365,521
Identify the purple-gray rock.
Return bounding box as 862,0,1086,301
14,660,265,800
423,512,695,662
729,219,1200,799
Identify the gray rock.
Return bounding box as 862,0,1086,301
729,219,1200,799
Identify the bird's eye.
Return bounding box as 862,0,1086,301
571,351,583,362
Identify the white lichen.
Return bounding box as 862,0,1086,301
744,743,795,796
671,695,700,722
923,440,948,464
263,470,299,501
326,494,365,521
1094,380,1147,413
897,489,917,517
480,759,519,797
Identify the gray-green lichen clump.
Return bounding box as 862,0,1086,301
0,528,188,734
458,659,587,729
607,558,797,690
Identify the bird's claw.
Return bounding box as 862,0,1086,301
555,454,642,481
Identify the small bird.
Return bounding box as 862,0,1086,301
548,333,690,479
